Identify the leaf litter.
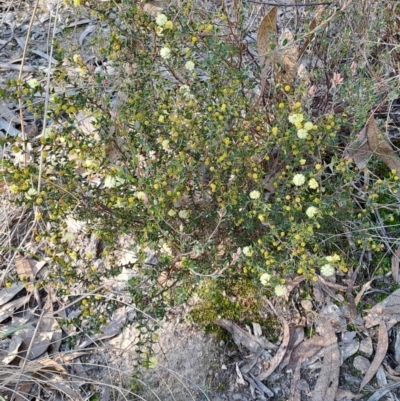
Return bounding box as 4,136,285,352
3,1,400,401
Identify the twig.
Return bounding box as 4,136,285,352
0,63,35,72
246,1,335,6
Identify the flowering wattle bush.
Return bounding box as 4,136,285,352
2,0,400,331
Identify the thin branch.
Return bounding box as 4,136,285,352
246,1,335,6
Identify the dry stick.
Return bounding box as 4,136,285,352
17,0,40,167
36,0,60,211
10,308,46,401
247,1,335,6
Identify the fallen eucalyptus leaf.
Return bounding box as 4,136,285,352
360,321,388,391
366,117,400,177
257,6,277,99
311,318,340,401
257,319,290,380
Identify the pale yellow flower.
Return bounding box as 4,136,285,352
288,113,304,125
297,129,307,139
326,254,341,262
160,47,171,59
10,184,19,193
242,247,253,257
164,20,173,29
260,273,271,286
156,13,168,26
308,178,319,189
185,60,195,71
274,285,287,297
178,210,189,219
135,191,149,203
249,190,261,199
27,78,39,88
73,54,82,63
293,174,306,186
304,121,313,131
306,206,318,218
320,263,335,277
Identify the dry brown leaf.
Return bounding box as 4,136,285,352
214,319,278,353
0,283,25,307
0,117,21,137
0,295,31,323
392,247,400,284
290,360,302,401
287,335,324,370
143,2,164,17
335,388,363,400
355,278,377,306
280,325,304,370
15,255,36,281
367,117,400,176
311,318,340,401
359,321,388,391
364,288,400,328
25,357,67,375
79,25,96,46
313,280,325,303
3,336,23,364
19,327,52,360
257,319,290,380
46,375,81,399
13,382,34,401
289,335,324,400
284,276,305,301
257,6,277,98
38,297,62,354
298,5,327,61
343,126,371,169
0,100,21,123
275,29,298,86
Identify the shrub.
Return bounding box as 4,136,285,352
2,0,400,337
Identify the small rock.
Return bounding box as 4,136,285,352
341,339,360,363
342,331,357,343
4,12,15,23
342,372,362,385
296,379,310,392
353,356,370,373
359,336,373,357
301,300,313,311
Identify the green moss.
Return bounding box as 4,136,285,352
190,273,279,340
